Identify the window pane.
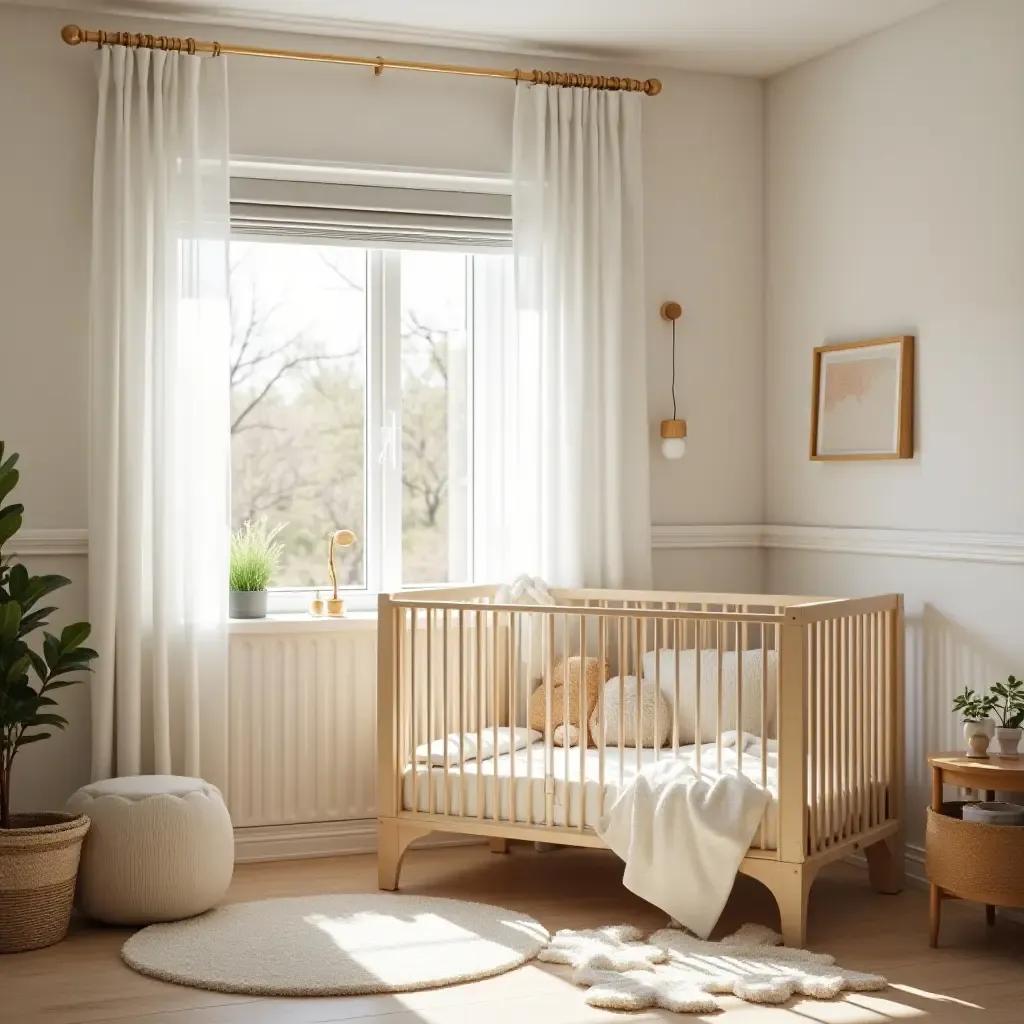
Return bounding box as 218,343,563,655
229,240,366,588
400,250,470,585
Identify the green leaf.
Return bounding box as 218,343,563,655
25,649,48,681
15,732,51,747
0,448,17,475
0,510,22,549
19,575,70,614
17,606,57,638
25,713,68,729
60,622,91,651
6,561,28,599
0,467,18,506
5,653,30,683
42,631,59,670
0,601,21,644
40,677,85,690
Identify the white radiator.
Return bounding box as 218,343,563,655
227,626,377,828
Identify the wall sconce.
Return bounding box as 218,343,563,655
659,301,686,459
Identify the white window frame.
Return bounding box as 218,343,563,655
229,230,506,614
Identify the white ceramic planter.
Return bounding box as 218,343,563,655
995,726,1022,759
964,720,993,758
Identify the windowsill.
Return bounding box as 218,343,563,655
228,611,379,634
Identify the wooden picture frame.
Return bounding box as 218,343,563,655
810,335,914,461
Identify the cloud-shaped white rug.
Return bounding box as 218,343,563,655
542,922,887,1013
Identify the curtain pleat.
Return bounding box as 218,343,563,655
88,45,231,789
479,84,651,589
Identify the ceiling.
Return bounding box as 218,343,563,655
32,0,948,76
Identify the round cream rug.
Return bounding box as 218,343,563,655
121,893,549,996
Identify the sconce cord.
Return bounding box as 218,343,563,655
671,318,677,420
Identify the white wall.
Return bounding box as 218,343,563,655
765,0,1024,850
0,4,765,810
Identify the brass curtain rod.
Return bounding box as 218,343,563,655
61,25,662,95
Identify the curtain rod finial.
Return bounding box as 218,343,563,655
61,24,84,45
645,79,662,96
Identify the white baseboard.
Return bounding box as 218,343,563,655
233,819,484,864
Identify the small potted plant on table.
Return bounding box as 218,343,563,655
229,518,285,619
990,675,1024,759
1,443,99,952
951,686,997,758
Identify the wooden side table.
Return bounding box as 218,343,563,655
927,752,1024,947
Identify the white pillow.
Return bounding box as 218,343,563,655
640,648,778,745
589,676,670,749
414,726,540,767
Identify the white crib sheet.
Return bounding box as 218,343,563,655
401,739,783,849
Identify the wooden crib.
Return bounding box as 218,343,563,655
376,587,905,946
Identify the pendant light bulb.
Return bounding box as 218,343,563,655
660,419,687,460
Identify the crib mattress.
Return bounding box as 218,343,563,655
401,740,785,849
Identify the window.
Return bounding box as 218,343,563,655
228,220,511,609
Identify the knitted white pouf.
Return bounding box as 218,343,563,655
66,776,234,925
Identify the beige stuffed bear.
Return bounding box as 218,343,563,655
528,655,609,747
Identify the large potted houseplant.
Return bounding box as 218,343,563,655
951,686,997,759
990,675,1024,760
0,443,98,952
229,518,285,619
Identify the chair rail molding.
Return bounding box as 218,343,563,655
7,529,89,557
759,525,1024,565
13,525,1024,565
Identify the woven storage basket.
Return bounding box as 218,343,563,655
926,801,1024,908
0,812,90,953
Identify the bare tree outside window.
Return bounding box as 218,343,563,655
229,241,367,587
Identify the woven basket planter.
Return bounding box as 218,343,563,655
927,801,1024,908
0,812,91,953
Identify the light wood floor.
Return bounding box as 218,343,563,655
4,841,1024,1023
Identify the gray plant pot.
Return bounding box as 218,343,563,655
230,589,268,619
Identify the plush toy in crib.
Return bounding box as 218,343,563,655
528,655,609,747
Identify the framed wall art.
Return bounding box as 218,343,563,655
810,335,914,461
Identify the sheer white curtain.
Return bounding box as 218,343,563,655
88,45,231,788
479,84,651,589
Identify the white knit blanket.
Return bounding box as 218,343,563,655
597,741,769,938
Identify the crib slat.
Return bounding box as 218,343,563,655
715,617,723,774
672,618,681,756
598,609,607,820
635,616,643,776
618,616,626,790
491,608,500,823
525,609,534,825
874,611,883,827
546,614,555,827
823,618,833,845
410,608,418,819
456,611,465,818
736,621,745,779
476,609,484,820
442,610,450,817
426,609,435,816
761,623,770,850
508,611,516,824
655,614,663,761
578,613,586,832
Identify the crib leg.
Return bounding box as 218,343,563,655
489,838,510,854
764,867,812,949
378,818,431,891
865,833,905,895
